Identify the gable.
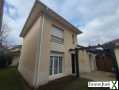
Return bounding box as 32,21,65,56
20,0,82,37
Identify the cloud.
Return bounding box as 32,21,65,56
4,0,119,46
42,0,119,46
4,0,35,45
78,7,119,46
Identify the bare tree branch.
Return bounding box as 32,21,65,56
0,22,11,48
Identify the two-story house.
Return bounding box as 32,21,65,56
18,0,82,88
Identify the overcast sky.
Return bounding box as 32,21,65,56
4,0,119,46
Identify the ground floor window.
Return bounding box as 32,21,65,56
49,54,63,75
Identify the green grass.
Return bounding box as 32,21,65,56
0,67,108,90
0,67,27,90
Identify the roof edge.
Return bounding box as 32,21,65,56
20,0,82,37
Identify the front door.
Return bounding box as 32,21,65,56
71,54,76,74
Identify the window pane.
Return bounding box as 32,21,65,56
59,56,63,73
54,56,58,74
49,56,53,75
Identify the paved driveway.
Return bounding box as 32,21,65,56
80,71,116,81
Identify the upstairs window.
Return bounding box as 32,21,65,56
72,33,77,45
51,26,64,44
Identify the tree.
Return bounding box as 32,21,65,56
0,47,12,68
0,23,10,48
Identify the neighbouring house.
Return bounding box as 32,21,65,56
10,45,21,66
77,44,115,73
94,39,119,73
113,39,119,68
18,0,82,88
78,46,97,73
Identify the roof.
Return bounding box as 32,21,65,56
103,39,119,49
20,0,82,37
103,39,119,45
9,45,22,53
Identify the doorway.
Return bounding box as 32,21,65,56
71,54,76,74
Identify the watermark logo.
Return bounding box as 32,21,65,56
88,81,118,90
110,81,118,89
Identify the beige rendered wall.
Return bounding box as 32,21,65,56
35,15,51,87
36,15,76,86
51,20,76,76
114,48,119,68
64,29,76,75
18,15,43,86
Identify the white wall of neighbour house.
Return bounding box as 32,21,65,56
78,50,96,73
114,48,119,68
11,56,19,66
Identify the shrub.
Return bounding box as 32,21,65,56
0,48,12,68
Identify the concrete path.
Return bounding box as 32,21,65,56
80,71,116,81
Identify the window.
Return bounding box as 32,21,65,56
51,26,64,44
49,55,63,75
72,33,76,44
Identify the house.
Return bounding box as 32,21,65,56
95,39,119,72
77,44,114,73
10,45,21,66
18,0,82,88
103,39,119,68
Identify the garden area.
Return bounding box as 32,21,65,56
0,67,107,90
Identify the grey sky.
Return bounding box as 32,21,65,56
4,0,119,46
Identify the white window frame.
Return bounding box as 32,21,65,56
49,53,64,80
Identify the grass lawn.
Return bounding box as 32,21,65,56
0,67,28,90
0,67,107,90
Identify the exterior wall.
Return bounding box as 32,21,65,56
64,28,75,75
51,20,76,76
114,48,119,68
18,15,43,86
79,50,96,73
35,15,51,87
11,56,19,66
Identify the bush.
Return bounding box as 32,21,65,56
0,48,12,68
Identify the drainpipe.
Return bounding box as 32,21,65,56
75,48,80,78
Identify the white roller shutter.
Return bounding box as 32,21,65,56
51,26,64,39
